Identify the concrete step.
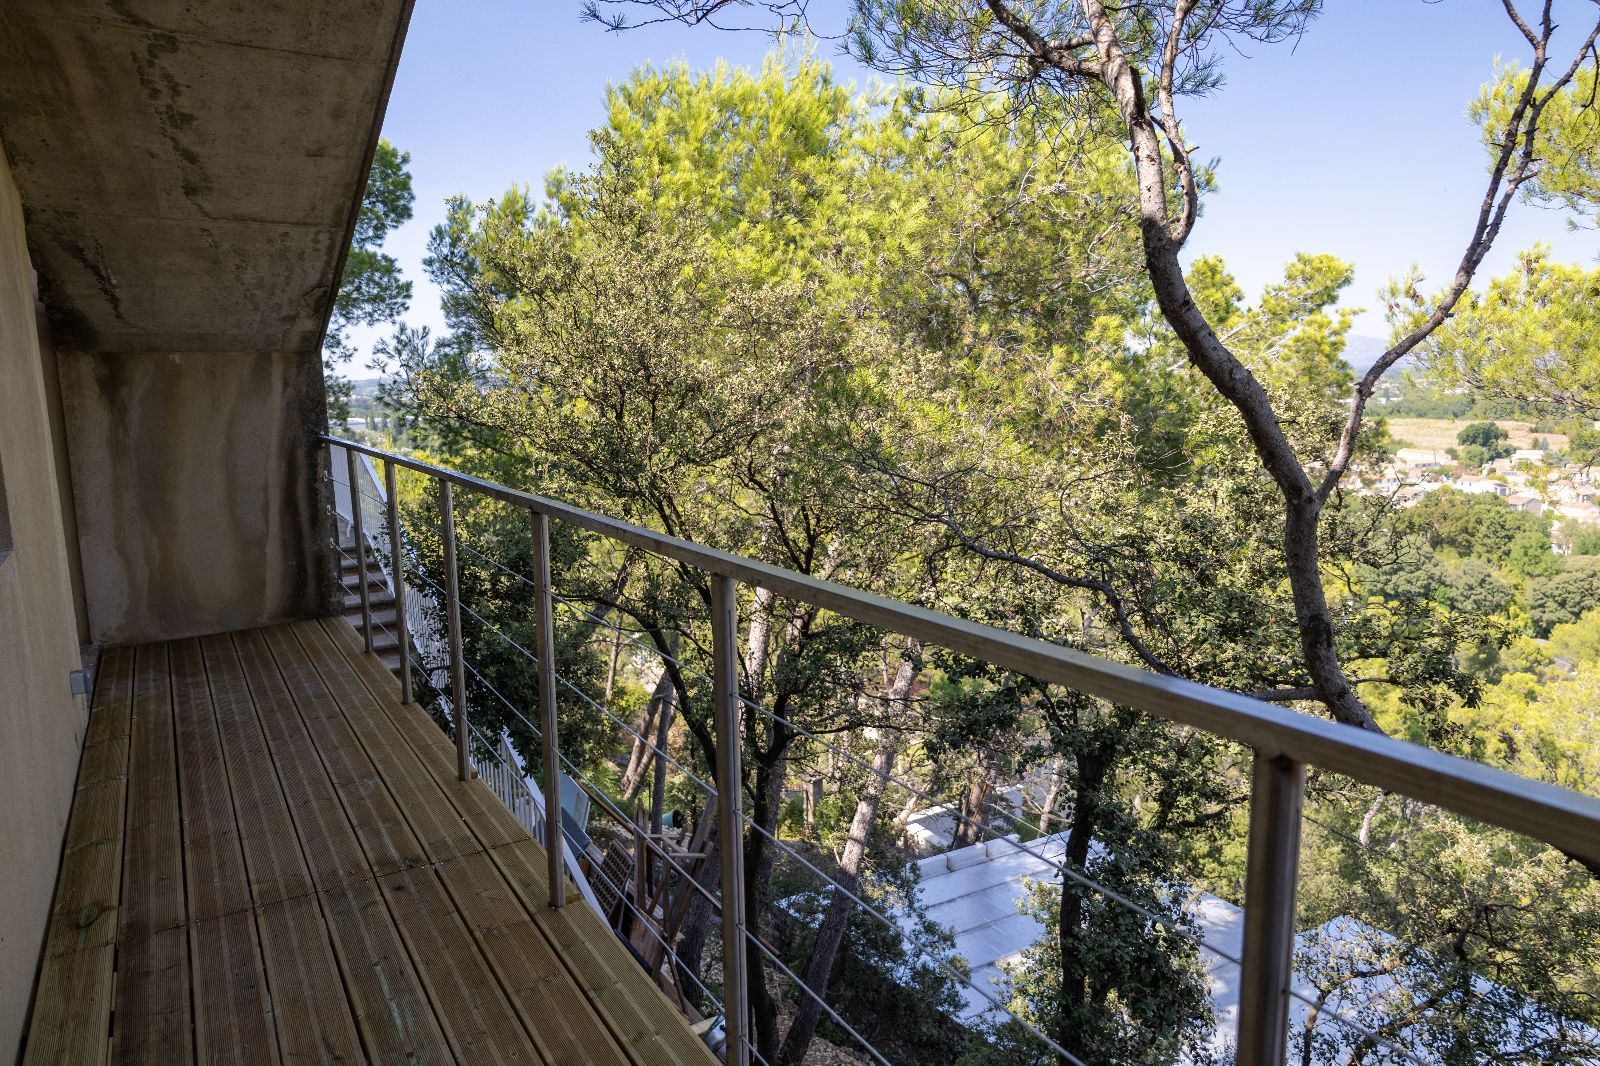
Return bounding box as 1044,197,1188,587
338,557,387,577
337,542,407,679
344,619,402,653
342,589,395,611
339,572,389,595
344,601,399,626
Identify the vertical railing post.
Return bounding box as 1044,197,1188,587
384,459,412,705
711,574,750,1066
1235,751,1305,1066
529,509,565,909
346,447,374,653
439,478,471,782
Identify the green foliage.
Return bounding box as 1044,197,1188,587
1549,609,1600,666
987,872,1214,1065
1526,561,1600,638
1474,63,1600,225
1564,520,1600,556
1456,419,1509,453
1403,487,1548,568
371,43,1600,1062
325,140,415,424
1420,248,1600,419
1297,804,1600,1063
1438,558,1514,618
1508,528,1559,579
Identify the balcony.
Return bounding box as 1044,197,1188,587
2,4,1599,1063
23,617,713,1065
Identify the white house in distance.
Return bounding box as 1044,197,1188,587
1393,448,1448,472
1455,474,1510,497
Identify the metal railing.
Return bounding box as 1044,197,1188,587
325,446,605,914
320,434,1600,1066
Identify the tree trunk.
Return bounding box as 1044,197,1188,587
1054,742,1113,1064
745,742,789,1065
1078,0,1380,730
775,653,915,1066
603,619,623,705
951,746,999,849
648,672,675,894
1036,756,1065,836
621,669,673,801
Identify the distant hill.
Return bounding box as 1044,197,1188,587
349,376,387,400
1342,334,1405,376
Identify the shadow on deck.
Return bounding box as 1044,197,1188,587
23,616,715,1066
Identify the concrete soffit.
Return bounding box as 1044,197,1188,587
0,0,417,358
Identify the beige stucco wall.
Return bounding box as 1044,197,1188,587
0,145,90,1063
57,347,334,645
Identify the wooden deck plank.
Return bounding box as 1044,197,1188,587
320,617,712,1066
379,864,546,1064
238,626,452,1061
253,893,366,1064
172,637,254,923
121,643,186,940
113,923,193,1065
489,839,718,1066
29,620,710,1066
290,621,485,867
42,776,126,959
232,628,372,892
200,633,316,908
83,644,135,747
321,876,455,1065
190,908,281,1065
20,943,115,1066
117,645,192,1066
75,732,130,789
21,648,135,1064
261,625,431,877
438,852,633,1066
317,618,528,850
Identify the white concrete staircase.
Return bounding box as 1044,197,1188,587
337,539,404,674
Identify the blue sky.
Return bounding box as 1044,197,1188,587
353,0,1595,369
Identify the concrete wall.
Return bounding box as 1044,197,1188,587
58,347,334,645
0,144,89,1063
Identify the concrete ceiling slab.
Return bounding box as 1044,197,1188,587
8,0,403,62
0,0,411,354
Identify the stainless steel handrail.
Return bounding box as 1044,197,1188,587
321,433,1600,1066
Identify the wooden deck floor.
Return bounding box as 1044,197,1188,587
24,616,716,1066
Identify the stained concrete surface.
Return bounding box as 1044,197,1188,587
0,0,410,354
59,347,336,644
0,0,410,645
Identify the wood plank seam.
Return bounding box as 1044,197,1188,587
318,619,671,1065
317,617,714,1066
284,623,549,1062
231,629,442,1065
20,645,134,1066
189,637,283,1065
